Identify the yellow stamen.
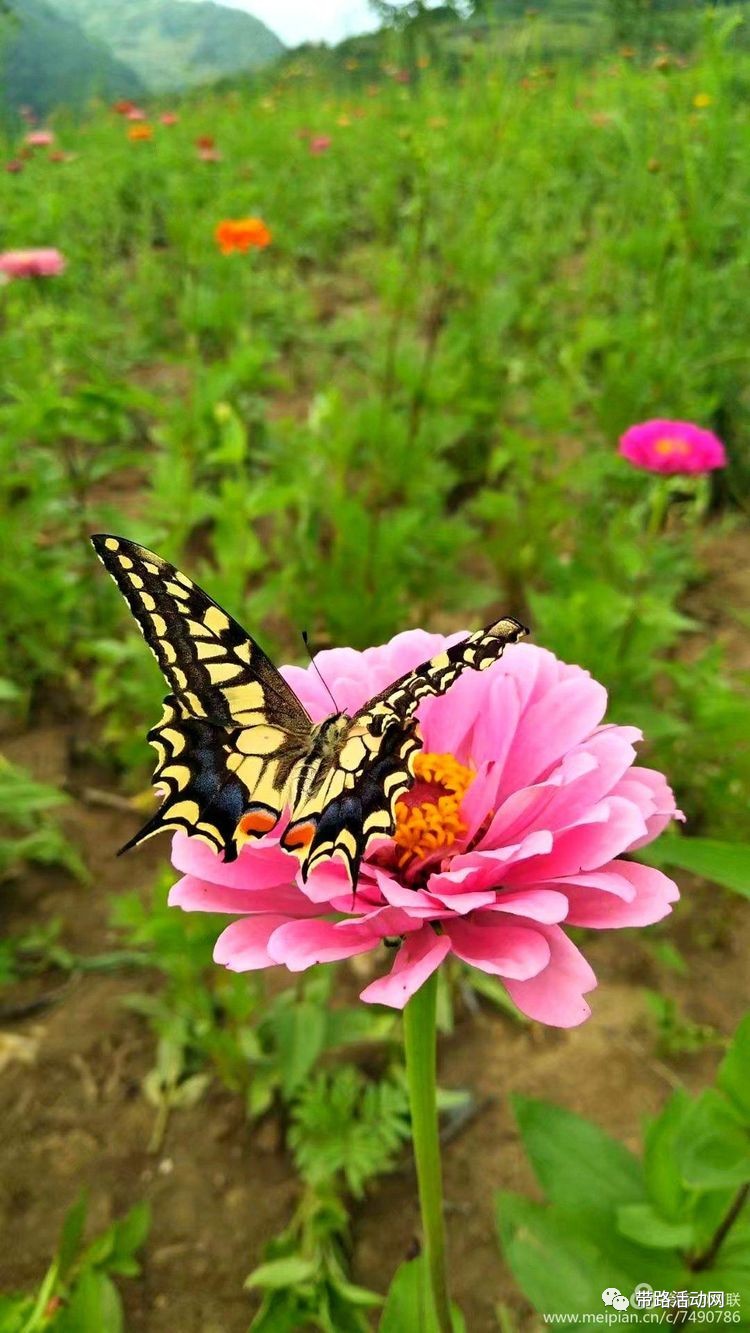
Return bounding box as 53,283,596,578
394,752,475,869
654,437,691,457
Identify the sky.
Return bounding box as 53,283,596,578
205,0,381,47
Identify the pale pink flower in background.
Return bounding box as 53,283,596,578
0,248,66,280
25,130,54,148
197,146,222,162
126,107,147,121
619,419,727,474
309,135,332,154
5,160,24,174
160,112,179,125
169,635,682,1027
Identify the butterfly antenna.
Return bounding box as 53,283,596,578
302,630,340,714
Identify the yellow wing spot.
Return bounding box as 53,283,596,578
128,573,144,589
186,618,212,639
338,736,367,772
160,727,185,755
235,642,254,664
118,555,133,570
165,581,190,600
151,614,167,636
183,691,206,716
206,661,243,685
237,726,284,756
167,800,200,823
160,764,191,787
173,668,188,690
174,572,193,590
194,640,225,661
161,640,177,664
223,682,264,712
204,606,230,635
104,537,119,551
140,592,156,612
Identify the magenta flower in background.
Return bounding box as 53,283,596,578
25,130,54,148
309,135,332,154
0,248,66,280
169,634,682,1027
619,419,727,475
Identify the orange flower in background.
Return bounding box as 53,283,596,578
214,218,271,254
128,124,153,141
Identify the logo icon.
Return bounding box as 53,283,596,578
601,1287,630,1311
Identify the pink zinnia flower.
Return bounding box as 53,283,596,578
25,130,54,148
619,419,727,474
126,107,147,121
309,135,332,154
160,112,179,125
0,248,65,279
169,636,682,1027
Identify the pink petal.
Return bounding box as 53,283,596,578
267,907,419,971
171,831,295,890
503,797,648,884
487,888,570,924
445,918,551,979
504,925,597,1027
359,929,451,1009
168,873,321,917
498,675,608,799
435,830,554,893
563,859,679,928
480,751,597,848
214,915,292,970
612,767,684,849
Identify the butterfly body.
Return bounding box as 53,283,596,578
92,534,527,887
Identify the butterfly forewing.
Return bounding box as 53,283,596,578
92,535,313,858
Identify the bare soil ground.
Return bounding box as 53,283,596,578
1,526,748,1332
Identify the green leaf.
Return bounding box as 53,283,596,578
496,1193,632,1320
643,1091,693,1220
642,837,750,898
274,1004,327,1099
57,1270,123,1333
616,1203,694,1250
676,1092,750,1189
245,1256,317,1291
718,1014,750,1121
110,1201,151,1264
57,1191,88,1278
511,1095,644,1210
379,1259,425,1333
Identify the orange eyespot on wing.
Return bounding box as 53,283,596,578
238,807,279,838
281,820,317,854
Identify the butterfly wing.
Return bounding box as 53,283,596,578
283,617,528,884
92,534,313,859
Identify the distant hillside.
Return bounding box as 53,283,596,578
2,0,143,115
48,0,284,91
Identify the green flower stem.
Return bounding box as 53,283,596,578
403,969,452,1333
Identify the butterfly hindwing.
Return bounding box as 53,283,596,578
92,535,313,859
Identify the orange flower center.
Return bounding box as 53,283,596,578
393,752,474,870
654,436,691,457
